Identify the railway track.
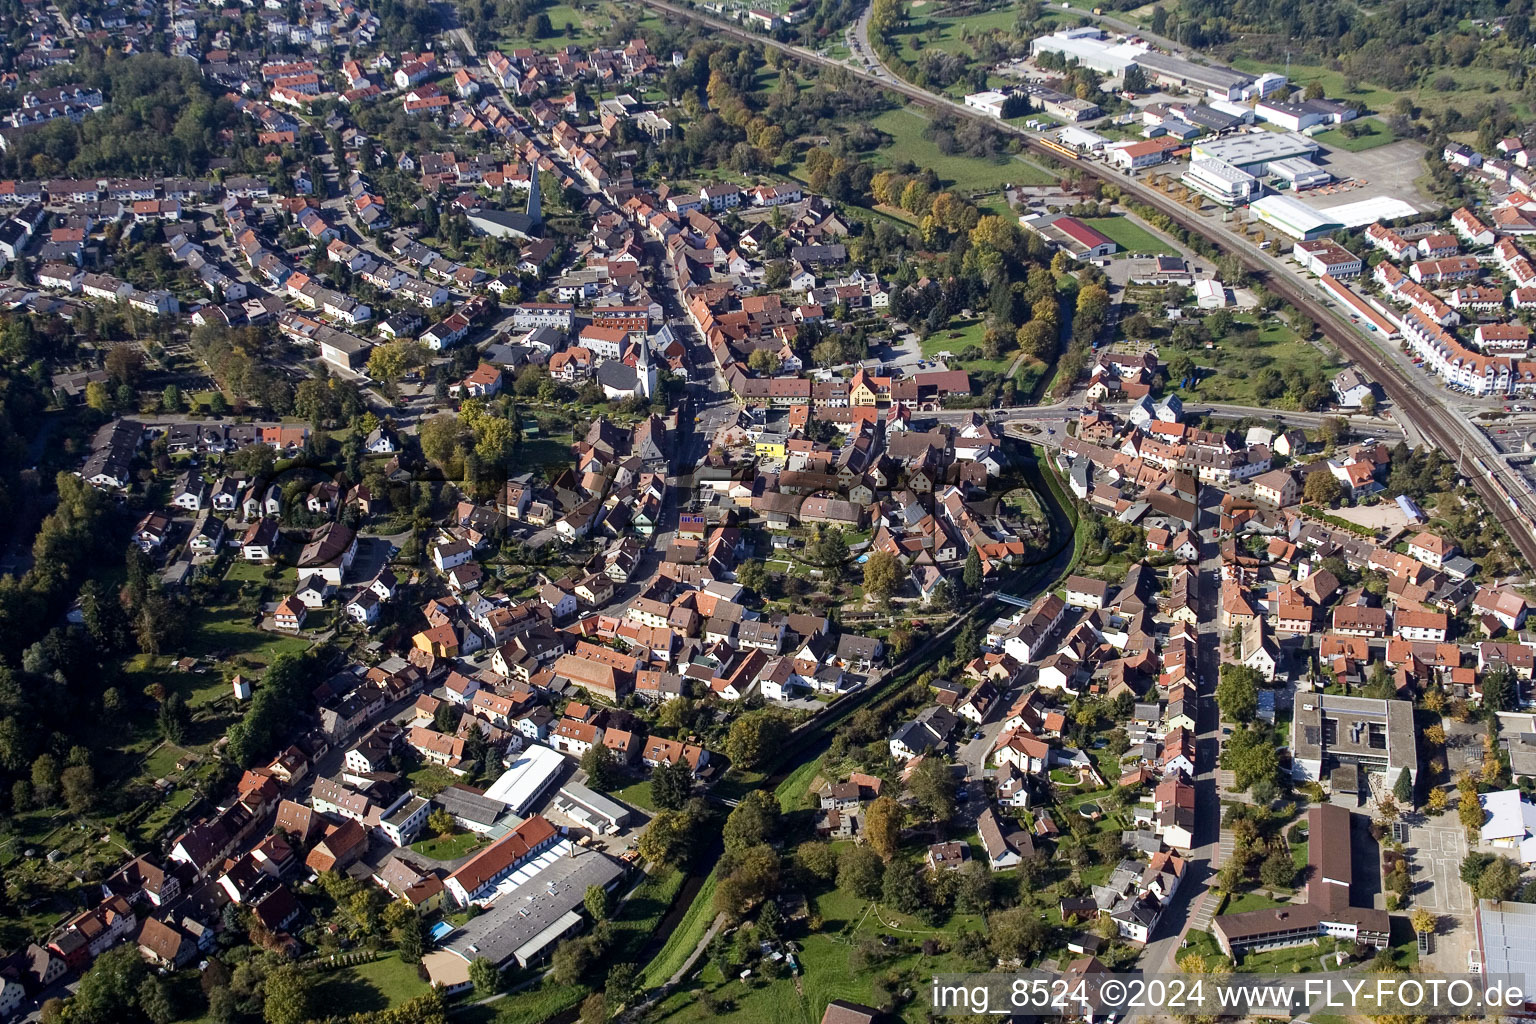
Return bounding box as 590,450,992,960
636,0,1536,566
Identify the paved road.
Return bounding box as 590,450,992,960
1134,483,1225,986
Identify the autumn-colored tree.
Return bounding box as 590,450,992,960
864,795,902,861
862,551,903,604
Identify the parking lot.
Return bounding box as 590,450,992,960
1298,137,1435,213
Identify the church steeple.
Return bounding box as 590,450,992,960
635,334,656,399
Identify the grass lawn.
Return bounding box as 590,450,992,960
641,871,719,989
493,1,607,50
1173,313,1344,408
1234,936,1338,973
1179,929,1228,967
918,317,1013,374
408,830,485,861
1079,215,1172,256
1228,53,1531,121
608,868,689,961
652,880,990,1024
517,434,575,473
866,108,1056,193
774,755,826,812
408,765,462,798
1223,890,1292,915
612,778,657,812
310,954,429,1015
457,980,588,1024
1315,119,1398,153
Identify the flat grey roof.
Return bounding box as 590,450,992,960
1192,132,1319,167
442,844,625,968
1293,694,1417,771
556,782,633,826
1135,51,1253,90
434,785,506,827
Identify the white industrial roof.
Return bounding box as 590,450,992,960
1267,156,1330,179
1480,789,1536,861
1319,195,1420,227
482,743,565,814
1250,194,1341,234
1188,157,1257,184
1059,126,1109,149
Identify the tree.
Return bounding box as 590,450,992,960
906,755,956,821
418,413,461,468
747,348,781,374
433,701,461,735
551,936,599,986
724,711,790,770
469,957,501,996
736,559,770,596
1461,791,1488,836
989,906,1047,962
60,764,95,815
161,384,182,413
584,883,612,922
1216,664,1261,725
1393,768,1414,806
838,844,885,899
133,972,174,1021
723,791,781,853
396,905,425,964
810,527,849,569
1427,787,1449,813
1015,320,1055,361
1259,849,1294,888
106,344,145,387
1303,81,1326,101
85,380,112,414
862,550,903,604
1477,855,1521,902
714,844,781,918
963,547,983,592
427,808,456,838
796,840,839,882
157,692,191,744
581,743,620,792
1221,728,1279,793
1304,470,1342,506
30,753,58,804
651,758,693,810
579,993,608,1024
864,795,903,861
1483,667,1516,713
636,809,697,866
1410,908,1436,936
604,962,640,1011
69,947,147,1024
262,965,313,1024
368,339,425,385
881,857,924,914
